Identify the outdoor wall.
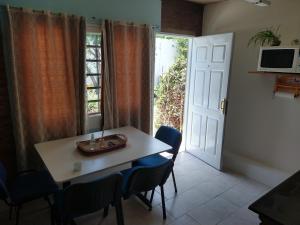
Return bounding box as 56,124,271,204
0,0,161,26
155,38,177,85
203,0,300,179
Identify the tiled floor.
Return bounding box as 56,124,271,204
0,152,270,225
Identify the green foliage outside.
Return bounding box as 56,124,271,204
86,33,101,114
154,37,188,132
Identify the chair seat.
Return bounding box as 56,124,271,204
10,170,58,204
133,154,169,167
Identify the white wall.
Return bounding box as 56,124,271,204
203,0,300,178
155,38,177,85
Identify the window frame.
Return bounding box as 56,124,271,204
86,24,102,116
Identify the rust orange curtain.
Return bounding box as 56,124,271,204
0,7,86,169
102,20,154,134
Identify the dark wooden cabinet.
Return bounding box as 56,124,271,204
161,0,204,36
249,171,300,225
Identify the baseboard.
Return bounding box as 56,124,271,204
223,150,291,187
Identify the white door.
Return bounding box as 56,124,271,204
184,33,233,170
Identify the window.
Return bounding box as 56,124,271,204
86,33,101,115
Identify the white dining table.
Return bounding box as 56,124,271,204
35,126,172,185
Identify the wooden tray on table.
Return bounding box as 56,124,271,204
77,134,127,155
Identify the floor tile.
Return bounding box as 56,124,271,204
188,197,239,225
218,207,261,225
220,186,261,207
165,187,212,218
194,180,229,199
188,206,224,225
204,197,239,219
167,215,200,225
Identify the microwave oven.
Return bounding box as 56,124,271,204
257,47,300,73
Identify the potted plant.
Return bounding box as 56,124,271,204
248,27,281,47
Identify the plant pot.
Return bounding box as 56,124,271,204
271,39,281,46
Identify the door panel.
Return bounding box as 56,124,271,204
205,117,218,156
193,70,206,107
212,45,226,63
190,112,202,147
208,70,223,111
185,33,233,170
196,46,209,62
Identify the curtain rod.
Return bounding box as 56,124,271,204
113,21,160,29
5,5,160,30
88,16,160,29
6,5,80,17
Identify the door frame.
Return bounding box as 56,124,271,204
182,32,234,169
181,39,193,151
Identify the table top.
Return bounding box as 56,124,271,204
35,126,172,183
249,171,300,225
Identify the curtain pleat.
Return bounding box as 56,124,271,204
0,6,86,169
102,20,154,134
0,22,16,177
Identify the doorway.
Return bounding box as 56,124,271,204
153,34,190,135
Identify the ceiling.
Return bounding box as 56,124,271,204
186,0,225,4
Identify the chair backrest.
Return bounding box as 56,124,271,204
61,173,123,219
155,126,182,159
0,162,9,201
124,159,174,197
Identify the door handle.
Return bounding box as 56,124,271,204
220,99,227,115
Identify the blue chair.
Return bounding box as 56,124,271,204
53,173,124,225
121,159,174,220
0,162,59,225
133,126,182,193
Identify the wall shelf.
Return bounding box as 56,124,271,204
249,71,300,97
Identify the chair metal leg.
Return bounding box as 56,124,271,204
148,189,155,211
171,169,178,193
136,193,153,210
115,200,124,225
160,186,167,220
103,206,109,218
144,191,148,198
150,189,155,204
